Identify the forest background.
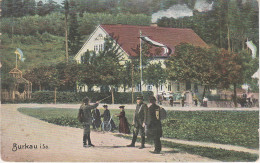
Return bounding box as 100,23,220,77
1,0,259,98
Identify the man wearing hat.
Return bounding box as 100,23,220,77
80,97,99,147
127,95,148,149
145,96,162,154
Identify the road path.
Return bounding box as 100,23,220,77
1,104,218,162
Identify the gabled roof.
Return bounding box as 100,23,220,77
100,24,208,57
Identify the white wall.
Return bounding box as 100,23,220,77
75,26,206,97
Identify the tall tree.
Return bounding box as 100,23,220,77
63,0,69,63
23,0,36,16
165,43,218,100
36,0,45,16
12,0,24,17
68,0,81,56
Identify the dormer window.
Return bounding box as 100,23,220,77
95,34,104,40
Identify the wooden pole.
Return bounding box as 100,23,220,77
64,0,69,63
65,16,69,63
111,87,114,104
131,62,134,104
139,30,143,94
54,87,57,104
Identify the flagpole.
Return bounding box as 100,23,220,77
139,30,143,94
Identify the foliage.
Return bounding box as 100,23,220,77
14,91,153,104
162,111,259,149
143,62,167,92
157,0,259,53
214,48,243,89
78,12,151,35
18,107,259,150
1,0,61,17
68,0,81,56
165,43,218,92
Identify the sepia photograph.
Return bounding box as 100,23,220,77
1,0,259,162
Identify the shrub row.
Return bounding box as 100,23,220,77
3,91,153,104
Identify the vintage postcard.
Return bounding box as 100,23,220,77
1,0,259,162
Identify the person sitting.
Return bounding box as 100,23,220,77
101,105,116,131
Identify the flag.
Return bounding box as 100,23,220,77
15,48,25,62
246,40,257,58
140,36,172,55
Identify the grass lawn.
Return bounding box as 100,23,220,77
115,134,259,162
18,107,259,149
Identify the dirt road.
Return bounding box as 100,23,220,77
1,104,218,162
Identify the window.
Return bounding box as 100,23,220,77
147,85,153,91
186,81,191,90
159,84,163,91
194,84,198,93
177,83,180,91
136,84,141,92
168,84,171,91
94,44,104,52
94,45,98,51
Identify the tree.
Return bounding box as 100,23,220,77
63,0,69,63
36,1,45,16
165,43,218,100
95,37,124,103
80,36,124,103
68,0,81,56
214,49,243,107
143,62,167,99
23,0,36,16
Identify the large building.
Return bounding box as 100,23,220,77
74,24,208,102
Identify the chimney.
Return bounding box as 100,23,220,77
150,23,158,27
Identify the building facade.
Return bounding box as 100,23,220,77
74,24,208,102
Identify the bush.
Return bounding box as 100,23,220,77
28,91,153,104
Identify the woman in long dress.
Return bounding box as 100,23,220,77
117,106,130,134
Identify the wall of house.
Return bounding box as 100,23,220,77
74,26,130,64
75,26,206,98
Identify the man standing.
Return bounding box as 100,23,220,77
80,97,99,147
127,95,148,149
92,107,101,130
145,96,162,154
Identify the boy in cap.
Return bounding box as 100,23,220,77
127,95,148,149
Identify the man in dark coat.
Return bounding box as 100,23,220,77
145,96,162,154
101,105,116,131
80,97,99,147
92,108,101,129
127,95,148,149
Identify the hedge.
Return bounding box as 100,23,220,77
2,91,153,104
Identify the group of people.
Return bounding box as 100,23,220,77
79,95,163,154
91,105,117,131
